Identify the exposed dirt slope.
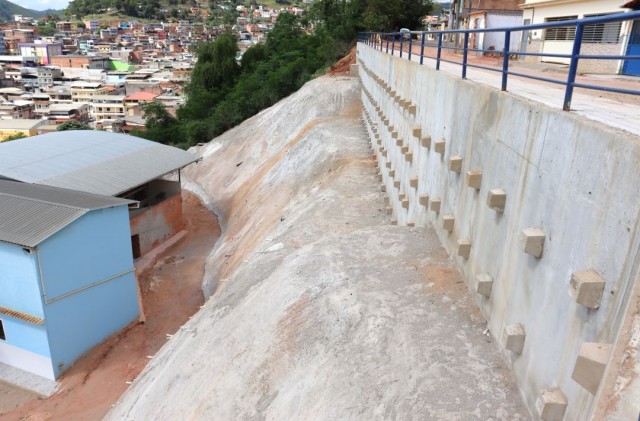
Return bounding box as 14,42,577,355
1,193,218,421
106,76,528,419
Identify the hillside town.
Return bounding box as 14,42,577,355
0,3,307,138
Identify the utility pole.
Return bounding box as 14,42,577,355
449,0,457,30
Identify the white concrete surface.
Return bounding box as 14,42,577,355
0,362,58,397
0,341,55,382
106,76,529,420
358,44,640,420
384,44,640,136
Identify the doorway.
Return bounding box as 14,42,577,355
623,20,640,76
131,234,141,259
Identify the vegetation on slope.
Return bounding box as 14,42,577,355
0,0,61,21
66,0,166,20
137,0,432,148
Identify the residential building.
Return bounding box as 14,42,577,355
91,95,126,121
56,22,78,32
84,20,100,31
94,43,113,53
18,43,63,65
32,94,51,118
521,0,638,75
37,66,62,86
0,179,139,380
124,91,159,113
45,86,72,102
50,55,110,70
0,131,199,258
0,119,47,139
0,32,6,55
0,101,35,119
0,88,26,101
70,82,109,102
48,103,90,122
4,29,34,54
468,1,523,53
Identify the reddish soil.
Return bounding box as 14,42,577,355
328,47,356,76
1,192,220,421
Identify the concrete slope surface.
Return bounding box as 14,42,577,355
107,76,529,420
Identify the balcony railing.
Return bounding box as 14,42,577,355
358,11,640,111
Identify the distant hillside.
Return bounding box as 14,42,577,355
0,0,63,21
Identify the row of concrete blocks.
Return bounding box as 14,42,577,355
509,340,611,420
362,80,608,305
358,59,417,116
362,113,611,421
359,71,612,420
360,94,416,221
360,103,415,221
360,75,608,309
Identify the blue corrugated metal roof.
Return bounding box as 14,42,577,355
0,131,198,196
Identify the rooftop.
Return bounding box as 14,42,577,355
91,95,126,101
0,179,134,247
124,91,158,101
69,82,103,88
0,131,198,196
0,119,44,130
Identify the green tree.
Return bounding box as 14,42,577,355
143,11,348,148
2,133,27,142
140,101,180,145
57,120,92,131
178,34,239,121
310,0,432,34
37,25,57,37
143,101,178,129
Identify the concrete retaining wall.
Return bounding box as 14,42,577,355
357,44,640,420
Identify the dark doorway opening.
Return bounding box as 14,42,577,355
131,234,141,259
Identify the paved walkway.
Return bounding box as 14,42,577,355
0,363,57,398
370,43,640,136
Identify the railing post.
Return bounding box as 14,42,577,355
392,36,395,56
436,32,443,70
563,23,584,111
501,30,511,91
420,32,426,65
462,32,470,79
408,34,413,61
386,35,389,54
400,36,404,58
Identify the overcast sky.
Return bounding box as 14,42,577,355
19,0,69,11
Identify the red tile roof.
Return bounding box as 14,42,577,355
124,91,159,101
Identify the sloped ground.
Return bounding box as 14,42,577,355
107,76,529,419
1,193,218,421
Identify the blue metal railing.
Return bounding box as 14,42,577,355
358,11,640,111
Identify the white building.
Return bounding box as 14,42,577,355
521,0,639,75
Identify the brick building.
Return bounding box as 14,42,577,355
50,55,110,69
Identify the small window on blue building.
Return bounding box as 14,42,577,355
0,319,5,341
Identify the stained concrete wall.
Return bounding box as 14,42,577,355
129,192,183,256
357,44,640,420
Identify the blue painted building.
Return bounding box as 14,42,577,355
0,180,139,380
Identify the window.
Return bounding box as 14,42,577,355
583,14,622,43
0,319,5,341
544,16,578,41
